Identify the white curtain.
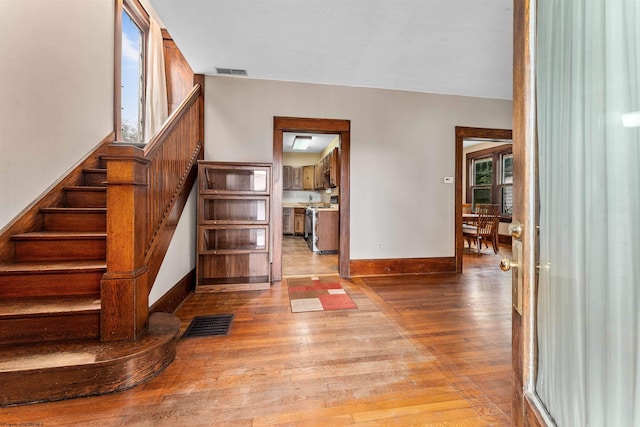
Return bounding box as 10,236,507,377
536,0,640,426
144,17,168,142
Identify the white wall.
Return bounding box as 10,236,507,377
283,152,321,167
0,0,114,229
205,76,512,259
149,184,197,306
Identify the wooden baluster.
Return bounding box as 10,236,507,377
101,144,150,341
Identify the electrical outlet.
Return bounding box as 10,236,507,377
377,242,383,250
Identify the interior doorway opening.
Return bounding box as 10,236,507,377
455,126,512,272
281,132,340,277
272,117,351,281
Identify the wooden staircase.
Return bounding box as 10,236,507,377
0,82,203,407
0,167,107,345
0,161,180,407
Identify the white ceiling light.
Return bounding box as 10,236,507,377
292,136,312,150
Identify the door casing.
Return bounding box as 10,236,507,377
272,117,351,281
454,126,512,273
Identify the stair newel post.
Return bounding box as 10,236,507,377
100,144,150,341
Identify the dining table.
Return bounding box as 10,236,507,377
462,213,478,224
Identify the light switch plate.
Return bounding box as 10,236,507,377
443,176,454,184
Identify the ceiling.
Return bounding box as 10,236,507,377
283,133,338,153
148,0,514,100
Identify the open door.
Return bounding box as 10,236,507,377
512,1,640,425
510,1,540,423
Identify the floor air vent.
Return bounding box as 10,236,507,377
182,314,234,339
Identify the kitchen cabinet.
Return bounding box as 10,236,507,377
196,162,271,292
283,165,303,190
294,208,305,235
312,148,339,190
303,165,315,190
316,210,339,252
283,207,294,234
328,147,339,188
290,166,303,190
314,162,323,190
283,166,292,190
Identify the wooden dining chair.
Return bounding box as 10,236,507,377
463,204,500,253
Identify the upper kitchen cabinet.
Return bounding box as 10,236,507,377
282,166,303,190
327,147,339,188
314,147,339,189
291,166,303,190
303,165,315,190
283,166,291,190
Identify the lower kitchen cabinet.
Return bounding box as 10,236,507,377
316,210,339,252
294,208,305,235
283,207,294,234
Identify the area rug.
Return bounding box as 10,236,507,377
287,275,357,313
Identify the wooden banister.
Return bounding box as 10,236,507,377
101,83,203,341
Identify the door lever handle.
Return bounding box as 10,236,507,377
500,258,519,271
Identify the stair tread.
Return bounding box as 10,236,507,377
41,207,106,213
12,231,106,240
0,312,178,372
0,260,106,274
0,296,100,319
64,186,106,191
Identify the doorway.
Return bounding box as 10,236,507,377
281,132,339,276
272,117,351,281
454,126,512,272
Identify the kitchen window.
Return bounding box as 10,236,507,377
466,144,513,217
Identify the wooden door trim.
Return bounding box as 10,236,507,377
454,126,512,273
272,117,350,281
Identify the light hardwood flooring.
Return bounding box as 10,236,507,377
282,235,338,276
0,247,512,426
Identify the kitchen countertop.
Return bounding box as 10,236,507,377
283,203,339,211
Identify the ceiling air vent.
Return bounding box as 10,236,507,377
215,68,248,76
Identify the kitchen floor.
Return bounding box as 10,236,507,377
282,235,338,276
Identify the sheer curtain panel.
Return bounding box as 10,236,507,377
144,17,168,141
536,0,640,425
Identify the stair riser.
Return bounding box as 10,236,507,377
65,191,106,208
0,313,179,407
43,213,106,232
14,239,105,262
0,312,99,345
0,271,102,298
83,172,107,187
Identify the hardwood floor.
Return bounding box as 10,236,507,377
282,235,338,276
0,247,512,426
